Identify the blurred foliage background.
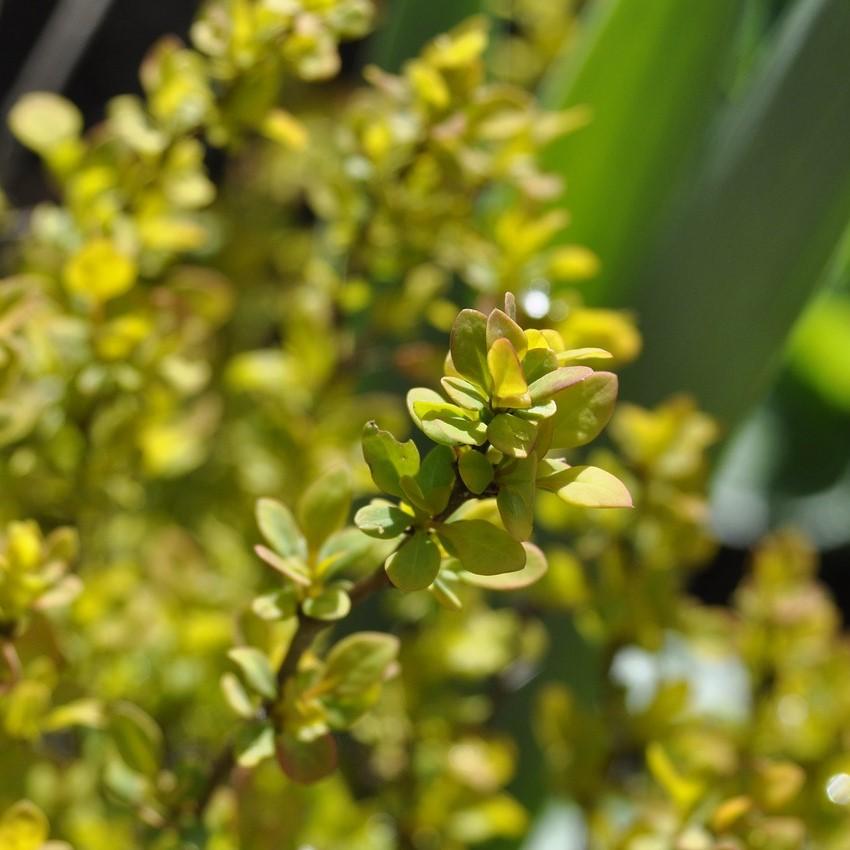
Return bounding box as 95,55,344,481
0,0,849,848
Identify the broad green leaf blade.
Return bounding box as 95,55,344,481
555,465,633,509
436,519,526,576
540,0,743,305
254,545,311,586
256,498,307,560
628,0,850,424
362,421,420,498
441,376,488,411
385,531,441,591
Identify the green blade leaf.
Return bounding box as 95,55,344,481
555,465,633,509
385,531,441,591
441,376,488,411
627,0,850,424
362,421,420,498
436,519,526,576
540,0,744,305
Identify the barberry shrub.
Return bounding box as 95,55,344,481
1,3,849,850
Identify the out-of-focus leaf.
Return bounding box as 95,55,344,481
297,468,352,550
109,702,163,778
628,0,850,424
256,498,307,560
540,0,743,305
0,800,48,850
555,465,633,509
228,647,277,700
277,732,337,785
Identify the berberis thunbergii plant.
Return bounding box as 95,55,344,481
239,293,628,787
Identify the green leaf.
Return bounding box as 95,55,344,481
235,723,275,768
450,308,490,389
221,672,256,719
385,531,441,591
362,421,420,498
254,545,311,586
436,520,526,576
550,371,618,449
487,338,530,408
540,0,744,305
441,376,488,411
557,347,614,365
626,0,850,423
461,542,548,590
416,405,488,447
486,308,527,358
414,445,456,514
297,468,352,550
277,732,337,784
8,92,82,154
496,456,537,540
323,632,400,695
458,450,494,495
228,647,277,700
256,498,307,560
319,528,398,577
527,366,591,403
252,588,298,621
302,585,351,621
354,500,410,539
487,413,538,458
522,347,559,383
555,465,633,508
407,387,446,429
109,702,163,777
0,800,49,850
